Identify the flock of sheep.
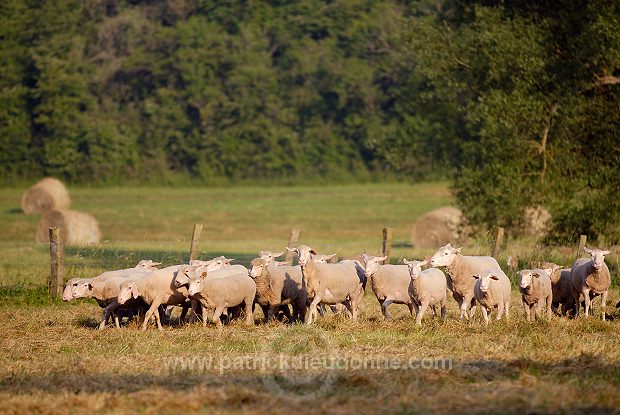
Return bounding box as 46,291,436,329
62,243,614,329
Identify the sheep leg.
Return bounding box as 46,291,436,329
99,301,118,330
601,291,608,321
469,299,477,319
342,299,354,318
349,297,359,320
523,303,531,322
317,304,326,317
329,305,339,314
113,310,121,329
534,300,543,320
440,303,447,321
201,305,209,327
504,302,510,319
416,301,429,326
212,306,226,328
141,301,161,331
573,290,581,317
381,298,394,319
496,303,504,321
407,302,415,317
481,306,489,325
454,293,466,320
244,300,254,325
154,306,163,330
582,288,591,318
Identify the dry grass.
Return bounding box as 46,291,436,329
1,290,619,414
1,183,619,413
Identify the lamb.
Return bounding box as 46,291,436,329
541,262,574,316
286,245,366,324
63,259,160,301
117,265,190,330
403,259,447,325
518,269,552,321
430,243,506,320
249,258,306,322
571,247,612,320
363,254,414,319
258,251,285,262
187,271,256,327
472,270,511,324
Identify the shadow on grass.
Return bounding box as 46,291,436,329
74,316,100,329
1,354,619,395
6,207,22,214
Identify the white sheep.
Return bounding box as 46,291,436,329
472,270,511,324
117,265,190,330
287,245,365,324
63,259,160,301
187,271,256,327
571,247,612,320
430,244,506,320
363,254,414,319
249,258,306,322
518,269,552,321
72,272,153,329
403,259,447,325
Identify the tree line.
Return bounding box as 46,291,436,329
1,0,618,241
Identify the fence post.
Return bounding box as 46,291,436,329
577,234,587,259
48,227,64,298
284,228,301,263
382,227,393,265
492,227,504,259
189,223,203,261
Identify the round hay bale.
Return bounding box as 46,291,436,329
411,206,465,249
36,209,101,245
21,177,71,214
523,206,551,237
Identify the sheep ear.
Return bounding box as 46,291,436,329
532,272,540,278
419,260,429,267
286,246,296,253
88,283,93,290
378,255,387,262
471,275,479,279
363,254,369,262
201,271,208,279
402,258,410,265
273,251,284,258
274,261,291,266
490,275,499,280
131,285,139,299
456,246,463,253
310,249,318,255
325,254,336,260
601,250,610,255
584,246,592,254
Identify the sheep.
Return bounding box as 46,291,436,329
72,272,153,329
403,259,447,325
63,259,161,301
286,245,365,324
117,265,191,330
363,254,414,319
249,258,306,323
173,261,247,288
571,247,612,320
430,243,506,320
541,262,575,316
518,269,553,321
187,271,256,327
472,270,511,324
259,251,285,262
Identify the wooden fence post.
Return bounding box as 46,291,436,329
382,227,393,265
284,228,301,263
577,234,587,259
492,227,504,259
48,227,64,298
189,223,203,261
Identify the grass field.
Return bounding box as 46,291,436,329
1,183,619,414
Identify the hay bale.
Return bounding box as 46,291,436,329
21,177,71,214
411,206,465,249
523,205,551,237
36,209,101,245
